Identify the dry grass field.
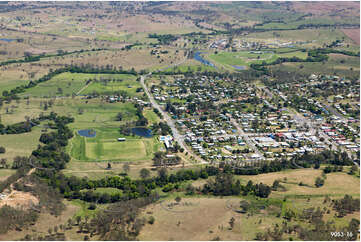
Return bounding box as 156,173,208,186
236,168,360,197
138,197,247,241
341,28,360,45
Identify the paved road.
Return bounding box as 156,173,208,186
140,53,207,164
230,118,265,160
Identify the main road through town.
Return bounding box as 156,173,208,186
140,54,207,164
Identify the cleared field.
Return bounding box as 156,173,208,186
0,126,43,162
62,160,157,179
237,168,360,197
138,197,247,241
272,53,360,78
22,72,139,98
36,48,186,72
80,75,141,96
341,28,360,45
0,63,52,91
208,50,307,70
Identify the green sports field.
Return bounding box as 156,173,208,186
70,126,161,162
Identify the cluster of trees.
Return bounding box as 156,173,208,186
152,108,163,119
256,206,359,241
223,150,353,176
41,165,271,205
134,104,148,127
89,193,159,240
332,195,360,218
0,120,33,135
202,173,271,198
249,47,359,74
31,113,74,170
148,33,178,45
323,165,344,174
151,121,171,135
0,205,39,234
250,49,330,74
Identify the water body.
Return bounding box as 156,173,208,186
78,129,96,137
131,127,152,138
0,38,16,42
232,65,246,70
193,51,215,67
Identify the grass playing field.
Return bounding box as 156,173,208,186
69,126,161,162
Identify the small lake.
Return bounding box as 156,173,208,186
194,51,215,67
232,65,246,70
78,129,96,137
131,127,152,138
0,38,16,42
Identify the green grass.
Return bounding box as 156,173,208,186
80,74,141,96
208,49,307,69
22,73,138,98
69,126,161,162
144,109,160,125
82,187,122,195
0,125,43,162
54,100,138,130
271,53,360,78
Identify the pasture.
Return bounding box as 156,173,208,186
80,75,141,97
236,168,360,198
271,53,360,78
208,49,307,70
0,125,43,162
138,167,360,241
21,72,139,98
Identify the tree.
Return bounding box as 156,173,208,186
349,165,358,175
315,177,324,188
122,163,130,174
116,112,123,121
0,146,5,154
175,196,182,203
229,217,235,230
158,167,168,180
140,168,150,179
148,216,155,224
76,216,81,225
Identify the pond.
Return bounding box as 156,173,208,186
78,129,96,137
0,38,16,42
193,51,215,67
131,127,152,138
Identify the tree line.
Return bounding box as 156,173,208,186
0,65,137,102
